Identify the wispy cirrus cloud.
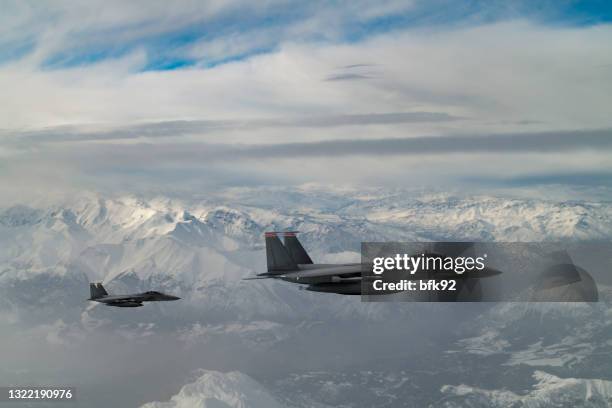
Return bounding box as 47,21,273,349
2,0,611,73
1,0,419,71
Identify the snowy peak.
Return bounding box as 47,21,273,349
140,370,285,408
439,370,612,408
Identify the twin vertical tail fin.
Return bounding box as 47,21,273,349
265,232,304,274
89,282,109,300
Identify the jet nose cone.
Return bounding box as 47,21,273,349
167,295,181,301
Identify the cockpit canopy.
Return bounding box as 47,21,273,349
144,291,162,295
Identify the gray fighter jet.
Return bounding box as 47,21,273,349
244,232,365,294
246,232,501,296
88,283,180,307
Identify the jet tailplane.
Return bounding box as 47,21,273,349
265,232,298,273
89,282,109,300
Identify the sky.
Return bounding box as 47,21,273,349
1,0,612,203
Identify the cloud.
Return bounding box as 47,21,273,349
1,20,610,132
325,62,379,81
0,7,611,199
470,171,612,187
325,73,373,81
41,128,611,166
1,0,418,70
186,128,612,159
4,112,461,144
2,0,610,76
2,127,611,203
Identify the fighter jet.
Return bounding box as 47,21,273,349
88,283,180,307
244,231,362,294
246,232,501,296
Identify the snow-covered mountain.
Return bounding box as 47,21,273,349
140,370,284,408
1,187,611,326
436,285,612,407
452,286,612,376
438,370,612,408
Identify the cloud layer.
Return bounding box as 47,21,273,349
1,3,611,200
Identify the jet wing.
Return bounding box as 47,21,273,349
278,265,503,280
102,295,141,302
105,298,144,307
279,265,362,279
107,302,143,307
110,297,140,302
